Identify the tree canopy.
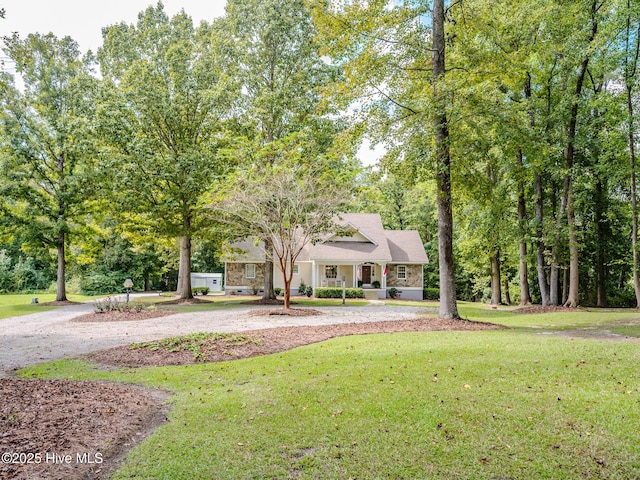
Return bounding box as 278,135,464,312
1,0,640,311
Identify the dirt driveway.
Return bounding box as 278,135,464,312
0,298,433,376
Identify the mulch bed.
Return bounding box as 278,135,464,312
158,297,213,305
89,317,503,368
71,309,177,323
241,298,285,305
0,379,168,480
249,308,322,317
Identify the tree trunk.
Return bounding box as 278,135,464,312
564,3,597,308
564,182,579,307
562,265,569,305
176,237,183,295
433,0,459,319
56,232,67,302
517,150,531,305
262,238,276,301
490,253,501,305
503,275,511,305
550,179,562,306
627,83,640,307
534,172,550,306
283,277,291,309
178,235,193,300
595,179,607,307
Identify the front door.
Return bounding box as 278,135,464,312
362,265,372,285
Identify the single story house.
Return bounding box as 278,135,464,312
190,272,223,292
223,213,428,300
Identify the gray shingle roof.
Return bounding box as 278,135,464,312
385,230,429,263
223,213,427,264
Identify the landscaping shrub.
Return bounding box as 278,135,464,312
371,280,381,288
305,285,313,297
274,287,282,296
298,280,306,295
314,287,364,299
423,288,439,300
387,287,398,299
192,287,210,296
93,296,146,313
80,273,124,296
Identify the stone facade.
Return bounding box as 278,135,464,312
225,262,265,288
386,264,423,288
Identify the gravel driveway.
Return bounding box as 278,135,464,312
0,298,429,376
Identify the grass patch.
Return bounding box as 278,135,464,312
20,322,640,479
0,293,98,320
609,324,640,338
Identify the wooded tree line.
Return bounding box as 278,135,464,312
1,0,640,314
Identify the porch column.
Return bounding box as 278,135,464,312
352,264,357,287
311,261,317,289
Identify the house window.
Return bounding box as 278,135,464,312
293,264,299,275
397,265,407,280
325,265,337,279
245,264,256,279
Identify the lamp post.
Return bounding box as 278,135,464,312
124,278,134,304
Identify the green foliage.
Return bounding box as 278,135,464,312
0,250,51,293
274,287,282,296
0,33,99,300
387,287,398,299
80,273,123,296
423,288,440,301
77,231,163,295
313,287,364,299
191,287,210,296
97,4,236,299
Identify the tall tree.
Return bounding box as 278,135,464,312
622,0,640,307
433,0,459,318
0,33,97,301
97,4,234,300
225,0,340,301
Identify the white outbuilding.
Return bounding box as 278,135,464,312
190,272,223,292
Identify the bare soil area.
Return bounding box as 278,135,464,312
2,311,501,479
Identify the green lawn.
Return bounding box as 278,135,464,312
18,306,640,479
0,293,98,320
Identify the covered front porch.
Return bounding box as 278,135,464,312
311,261,388,298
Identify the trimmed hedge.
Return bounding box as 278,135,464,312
423,288,439,300
314,287,364,299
